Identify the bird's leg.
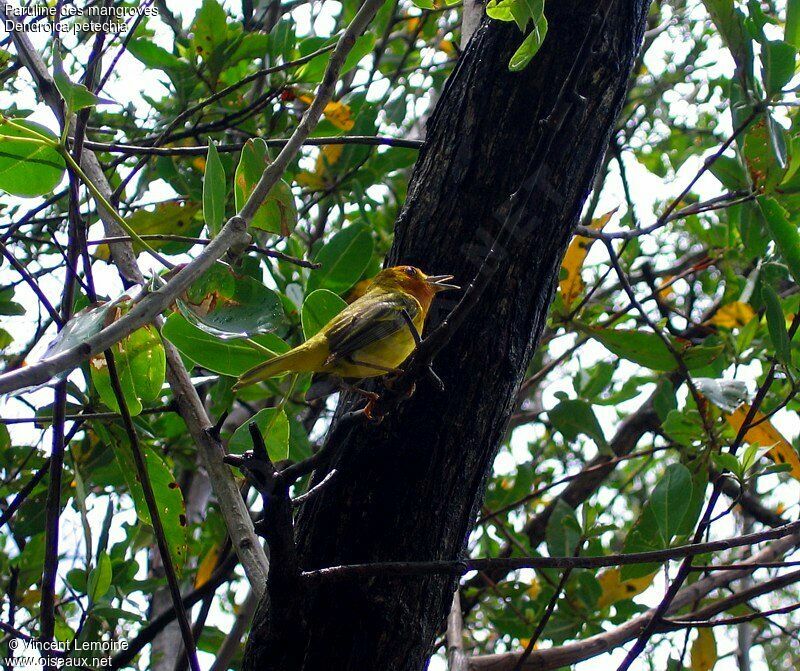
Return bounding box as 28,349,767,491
345,357,398,375
399,309,422,346
399,309,444,393
340,379,383,422
340,379,380,402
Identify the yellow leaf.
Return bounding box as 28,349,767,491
322,100,355,131
405,16,422,32
726,404,800,482
192,156,207,172
299,143,346,190
94,201,201,260
559,208,617,309
526,577,541,600
295,93,355,131
596,568,655,609
709,301,755,329
690,628,717,671
20,588,41,608
439,39,456,55
317,143,344,172
657,275,675,301
296,172,327,190
195,543,221,588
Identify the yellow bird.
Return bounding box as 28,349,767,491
234,266,458,389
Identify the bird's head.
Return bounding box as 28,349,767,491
371,265,459,307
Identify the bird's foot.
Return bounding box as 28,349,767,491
363,396,384,423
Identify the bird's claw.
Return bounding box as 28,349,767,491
363,397,384,423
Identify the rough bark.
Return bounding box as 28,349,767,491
244,2,649,669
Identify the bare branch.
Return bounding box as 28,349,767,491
77,135,423,156
468,531,800,670
302,520,800,580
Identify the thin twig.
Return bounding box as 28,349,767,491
301,519,800,580
78,135,423,156
103,350,200,671
85,234,320,269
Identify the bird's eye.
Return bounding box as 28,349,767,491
405,266,416,277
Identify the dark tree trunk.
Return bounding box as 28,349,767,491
244,2,648,669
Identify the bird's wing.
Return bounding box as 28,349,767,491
325,293,421,361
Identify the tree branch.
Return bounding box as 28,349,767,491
301,519,800,580
467,531,800,670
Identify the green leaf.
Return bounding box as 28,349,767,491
787,0,800,47
229,407,290,460
0,119,65,197
653,379,678,421
510,0,543,31
620,505,663,580
703,0,753,79
709,155,749,190
712,451,742,475
486,0,516,22
53,50,113,113
588,328,724,372
203,141,226,236
177,262,285,337
761,284,791,364
302,289,347,339
758,196,800,283
90,321,166,417
509,13,548,71
126,39,185,71
308,224,374,294
295,33,376,83
548,399,607,449
744,115,788,192
66,568,87,594
234,139,297,236
676,470,707,537
98,201,201,257
191,0,229,61
0,287,25,316
662,409,705,447
226,33,271,69
162,313,288,377
762,40,796,96
650,463,693,545
43,301,114,360
87,552,112,603
0,327,12,350
126,39,195,99
108,436,188,571
545,500,581,557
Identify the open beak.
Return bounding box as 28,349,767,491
426,274,460,292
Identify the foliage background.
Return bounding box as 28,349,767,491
1,0,800,669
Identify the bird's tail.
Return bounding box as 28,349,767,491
234,347,314,390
